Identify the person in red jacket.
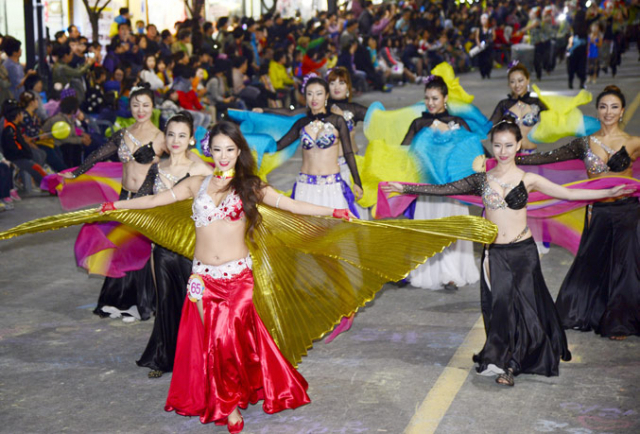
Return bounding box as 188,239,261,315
1,99,46,187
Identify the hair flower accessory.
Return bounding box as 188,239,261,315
302,73,320,91
201,130,212,157
507,60,520,70
423,75,436,84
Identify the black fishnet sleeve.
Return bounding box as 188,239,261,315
263,107,307,116
515,137,586,165
489,99,509,124
136,163,158,197
401,119,422,146
402,172,485,196
536,98,548,112
334,114,362,188
276,117,310,151
71,130,123,177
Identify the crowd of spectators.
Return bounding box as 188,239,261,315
1,0,639,212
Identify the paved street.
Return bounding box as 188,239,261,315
1,53,639,434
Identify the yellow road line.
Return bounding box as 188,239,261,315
404,316,485,434
621,90,640,130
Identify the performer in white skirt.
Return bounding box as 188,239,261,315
274,75,363,214
273,75,363,341
400,76,481,290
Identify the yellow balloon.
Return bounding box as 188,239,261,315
51,121,71,140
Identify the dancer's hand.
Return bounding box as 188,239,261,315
252,108,263,113
609,184,636,197
333,208,355,221
352,184,363,200
381,182,404,193
99,202,116,213
59,172,75,179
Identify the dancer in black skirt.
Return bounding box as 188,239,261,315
516,85,640,340
135,112,213,377
61,84,165,320
383,117,632,386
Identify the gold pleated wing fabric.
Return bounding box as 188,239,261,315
0,202,497,366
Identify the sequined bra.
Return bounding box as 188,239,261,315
504,104,540,127
482,174,528,210
117,129,156,164
191,175,244,227
300,121,337,150
153,166,190,194
584,136,631,174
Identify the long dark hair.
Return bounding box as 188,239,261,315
207,121,263,238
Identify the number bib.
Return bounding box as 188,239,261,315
187,274,205,302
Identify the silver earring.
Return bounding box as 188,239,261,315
444,102,448,109
346,91,350,98
189,139,195,146
325,100,327,106
619,116,623,122
527,84,531,92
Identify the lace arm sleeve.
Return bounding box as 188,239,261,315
276,117,308,151
537,99,548,111
402,172,484,196
515,137,585,165
335,115,362,188
71,130,122,177
134,163,158,197
401,119,420,146
489,100,507,124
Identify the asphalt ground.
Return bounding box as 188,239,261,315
1,50,639,433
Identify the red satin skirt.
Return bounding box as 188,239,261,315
164,267,310,425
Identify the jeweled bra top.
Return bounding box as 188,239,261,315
191,175,244,227
482,174,528,210
504,104,540,127
118,129,156,164
153,166,190,194
584,136,631,174
300,121,337,149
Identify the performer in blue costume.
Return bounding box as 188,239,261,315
359,62,492,212
489,62,600,152
398,75,484,290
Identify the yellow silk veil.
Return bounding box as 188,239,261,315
0,202,497,366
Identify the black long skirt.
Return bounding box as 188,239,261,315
93,188,155,320
136,245,191,372
556,197,640,338
474,238,571,377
